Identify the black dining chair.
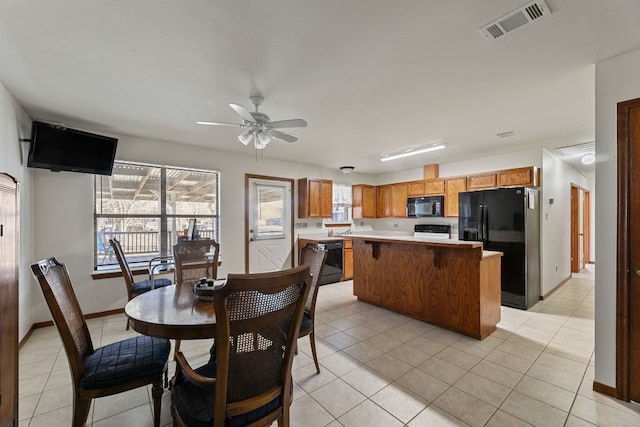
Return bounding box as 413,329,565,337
170,265,311,427
31,257,171,427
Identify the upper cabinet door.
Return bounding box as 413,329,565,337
467,172,497,190
407,180,425,197
390,183,408,217
444,177,467,217
497,166,539,187
352,185,376,219
376,185,391,218
298,178,333,218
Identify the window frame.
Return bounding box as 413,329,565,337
93,161,220,272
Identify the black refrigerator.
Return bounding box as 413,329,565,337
458,187,540,309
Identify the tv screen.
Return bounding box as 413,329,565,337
27,121,118,175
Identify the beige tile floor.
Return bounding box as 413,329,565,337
18,265,640,426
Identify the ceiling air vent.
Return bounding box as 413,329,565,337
480,0,551,41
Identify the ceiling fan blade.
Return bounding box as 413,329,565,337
196,121,243,127
229,103,255,122
268,119,307,129
268,129,298,143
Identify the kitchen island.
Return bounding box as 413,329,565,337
352,235,502,340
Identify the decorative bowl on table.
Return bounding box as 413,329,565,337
192,278,226,301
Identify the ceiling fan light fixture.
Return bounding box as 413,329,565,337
581,153,595,165
237,130,253,146
257,131,272,146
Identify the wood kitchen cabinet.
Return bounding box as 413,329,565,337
467,172,497,190
444,176,466,217
342,238,353,280
497,166,540,187
298,178,333,218
407,180,425,197
352,184,376,219
390,183,408,217
377,183,407,218
424,178,445,195
376,185,391,217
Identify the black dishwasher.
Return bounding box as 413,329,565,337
318,240,343,285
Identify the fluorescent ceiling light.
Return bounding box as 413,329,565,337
380,144,445,162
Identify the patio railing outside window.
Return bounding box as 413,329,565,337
94,162,220,271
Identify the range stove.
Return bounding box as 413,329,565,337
413,223,452,240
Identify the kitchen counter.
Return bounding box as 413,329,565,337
352,236,502,340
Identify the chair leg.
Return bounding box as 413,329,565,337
126,317,130,331
309,331,320,374
72,395,91,427
152,376,164,427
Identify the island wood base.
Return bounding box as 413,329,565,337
352,237,502,340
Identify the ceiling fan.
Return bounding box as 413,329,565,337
197,95,307,149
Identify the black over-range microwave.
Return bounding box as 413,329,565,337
407,195,444,217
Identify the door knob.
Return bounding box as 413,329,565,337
249,237,255,242
635,267,640,277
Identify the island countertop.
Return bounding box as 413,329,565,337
351,236,502,340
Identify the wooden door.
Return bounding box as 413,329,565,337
570,185,579,273
584,191,590,264
616,97,640,402
0,173,19,427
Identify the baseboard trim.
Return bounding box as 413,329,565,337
593,381,616,398
19,324,36,350
540,276,571,300
29,308,126,331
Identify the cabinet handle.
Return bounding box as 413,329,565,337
635,267,640,277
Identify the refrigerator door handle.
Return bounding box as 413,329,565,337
482,203,487,242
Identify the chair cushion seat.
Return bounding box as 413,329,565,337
172,354,286,427
131,278,172,295
80,336,170,390
299,311,313,335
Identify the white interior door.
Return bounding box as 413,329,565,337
247,177,293,273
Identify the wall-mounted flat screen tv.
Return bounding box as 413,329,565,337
27,121,118,176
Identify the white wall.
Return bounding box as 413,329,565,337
29,135,372,322
0,82,35,341
594,47,640,388
540,149,590,295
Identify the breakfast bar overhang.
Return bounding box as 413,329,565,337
352,236,503,340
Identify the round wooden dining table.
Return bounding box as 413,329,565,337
125,284,217,339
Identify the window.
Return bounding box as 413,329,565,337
94,161,220,271
331,182,352,223
254,183,285,240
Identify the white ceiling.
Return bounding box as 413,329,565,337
2,1,639,175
